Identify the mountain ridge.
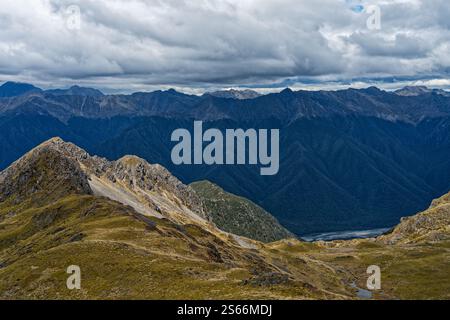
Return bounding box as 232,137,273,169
1,82,450,123
45,85,104,97
1,137,298,243
0,139,448,299
0,82,42,97
37,137,209,223
205,89,262,100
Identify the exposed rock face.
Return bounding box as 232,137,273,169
430,192,450,208
206,89,262,100
111,156,206,218
38,137,110,172
0,140,92,204
0,137,209,223
395,86,450,97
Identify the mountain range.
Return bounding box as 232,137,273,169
0,138,448,299
205,89,262,100
1,81,450,235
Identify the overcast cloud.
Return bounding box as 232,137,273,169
0,0,449,93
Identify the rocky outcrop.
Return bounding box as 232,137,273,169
395,86,450,97
110,156,207,219
0,140,92,204
380,191,450,244
205,89,262,100
0,137,209,223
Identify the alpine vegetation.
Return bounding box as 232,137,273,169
171,121,279,176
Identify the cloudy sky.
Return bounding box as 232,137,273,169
0,0,449,93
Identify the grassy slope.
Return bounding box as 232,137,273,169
0,193,352,300
191,181,293,243
1,193,448,299
299,241,450,300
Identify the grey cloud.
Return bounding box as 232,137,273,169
0,0,449,91
347,32,431,58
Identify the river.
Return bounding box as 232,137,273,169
300,227,392,242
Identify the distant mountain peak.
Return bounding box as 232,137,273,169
395,86,431,96
0,81,42,97
206,89,262,100
46,85,104,97
361,86,383,94
280,88,294,94
395,86,450,97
